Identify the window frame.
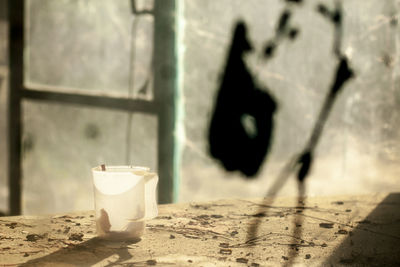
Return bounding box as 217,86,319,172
7,0,179,215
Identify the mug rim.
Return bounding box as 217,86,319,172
92,165,150,173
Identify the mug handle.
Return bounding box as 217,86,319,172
144,172,159,219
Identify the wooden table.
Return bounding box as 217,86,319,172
1,193,399,266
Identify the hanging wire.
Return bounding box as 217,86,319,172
125,0,154,164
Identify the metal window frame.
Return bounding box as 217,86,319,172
7,0,178,215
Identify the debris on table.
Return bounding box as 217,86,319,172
0,193,399,266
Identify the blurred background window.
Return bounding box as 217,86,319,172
22,0,158,215
5,0,165,215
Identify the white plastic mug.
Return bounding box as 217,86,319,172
92,166,158,240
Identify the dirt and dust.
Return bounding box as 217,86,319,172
0,193,399,266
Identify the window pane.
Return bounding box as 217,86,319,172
25,0,154,99
22,100,157,214
134,0,154,12
131,15,154,100
127,113,158,171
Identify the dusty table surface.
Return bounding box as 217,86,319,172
0,193,399,266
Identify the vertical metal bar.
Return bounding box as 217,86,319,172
153,0,178,203
7,0,23,215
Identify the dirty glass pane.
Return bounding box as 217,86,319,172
127,113,158,171
22,101,157,215
134,0,154,12
0,0,8,214
23,101,146,214
131,15,154,100
25,0,154,99
22,101,128,214
179,0,400,202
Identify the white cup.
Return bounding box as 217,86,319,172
92,165,158,240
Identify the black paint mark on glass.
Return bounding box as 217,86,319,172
264,6,301,58
264,42,276,58
208,22,277,178
390,15,398,27
22,133,34,157
277,10,292,34
381,53,394,68
288,28,299,40
84,123,100,140
137,78,150,96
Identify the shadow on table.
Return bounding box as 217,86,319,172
325,193,400,266
21,237,140,267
